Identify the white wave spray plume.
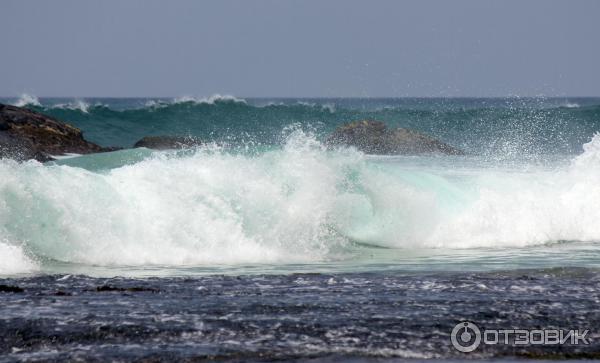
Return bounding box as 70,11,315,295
13,93,41,107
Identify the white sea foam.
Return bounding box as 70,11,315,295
296,101,336,113
52,100,91,113
12,95,96,112
142,95,246,110
13,93,41,107
2,132,600,272
144,99,163,108
322,103,336,113
173,94,247,105
0,240,37,275
419,134,600,248
0,132,350,269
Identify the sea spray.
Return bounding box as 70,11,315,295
0,131,353,268
425,134,600,248
13,93,41,107
3,131,600,274
0,240,37,275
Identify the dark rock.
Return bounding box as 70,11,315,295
0,103,114,161
327,120,464,155
0,132,53,162
100,146,124,152
0,284,24,293
133,135,202,150
0,119,9,131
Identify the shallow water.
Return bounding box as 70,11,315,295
1,268,599,362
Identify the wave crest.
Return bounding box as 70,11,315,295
3,121,600,273
173,94,247,105
52,99,91,113
13,93,41,107
0,131,352,268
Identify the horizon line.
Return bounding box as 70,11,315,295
1,95,600,99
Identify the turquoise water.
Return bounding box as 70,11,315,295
1,95,600,277
8,95,600,155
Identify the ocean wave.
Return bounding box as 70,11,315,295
172,94,247,105
142,96,338,113
0,131,352,270
138,94,247,110
51,99,92,113
294,101,336,113
3,131,600,273
13,93,41,107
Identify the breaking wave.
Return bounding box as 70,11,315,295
13,93,41,107
2,129,600,274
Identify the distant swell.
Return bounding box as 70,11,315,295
9,95,599,159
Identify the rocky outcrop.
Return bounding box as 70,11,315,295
133,136,202,150
327,120,464,155
0,132,53,162
0,104,112,161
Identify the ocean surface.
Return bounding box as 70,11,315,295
1,95,600,361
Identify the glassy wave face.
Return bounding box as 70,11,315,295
1,95,600,276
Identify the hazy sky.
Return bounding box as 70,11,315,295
1,0,599,97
